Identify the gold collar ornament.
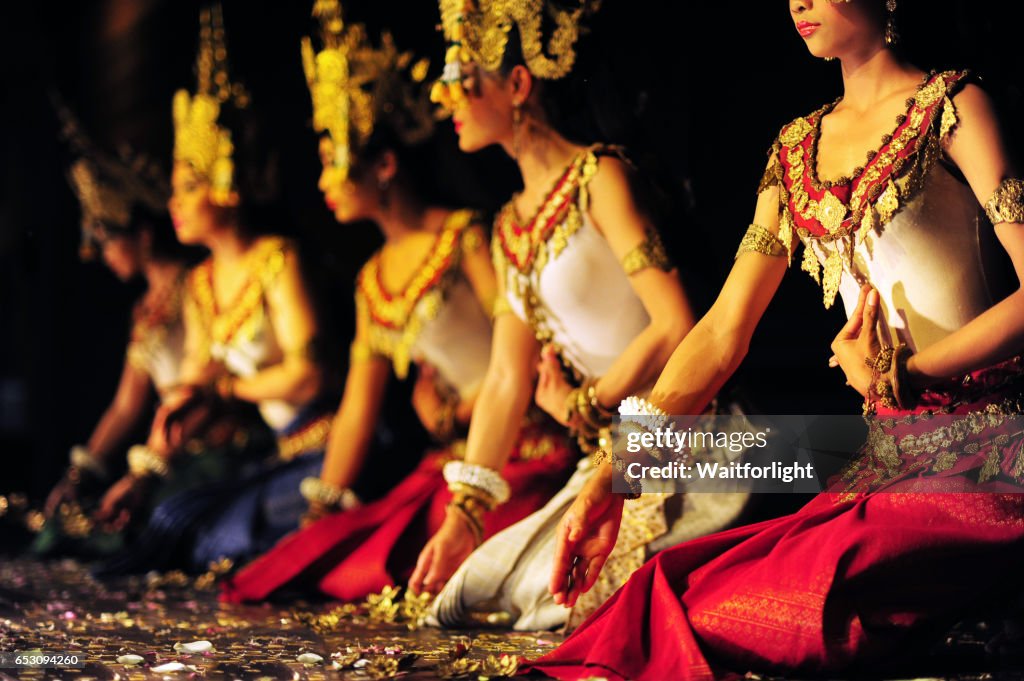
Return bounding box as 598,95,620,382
302,0,433,181
173,4,250,206
432,0,600,112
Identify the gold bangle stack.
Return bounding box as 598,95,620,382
446,484,495,547
564,378,616,455
863,343,914,414
299,477,360,512
127,445,171,478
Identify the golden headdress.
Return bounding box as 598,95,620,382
55,99,168,260
302,0,433,181
172,4,250,206
432,0,600,111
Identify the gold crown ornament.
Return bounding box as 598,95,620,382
54,97,169,259
432,0,600,112
302,0,433,180
173,4,250,206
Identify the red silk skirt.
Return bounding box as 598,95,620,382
221,422,575,603
529,359,1024,680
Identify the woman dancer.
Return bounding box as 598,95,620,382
99,5,333,574
38,140,194,553
222,1,575,603
416,0,749,633
534,0,1024,678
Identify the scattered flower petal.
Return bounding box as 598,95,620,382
173,640,213,654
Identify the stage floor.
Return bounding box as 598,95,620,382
1,557,1022,680
0,558,558,680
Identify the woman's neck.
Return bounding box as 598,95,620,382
372,185,432,244
839,47,922,112
510,119,584,198
206,223,252,265
143,258,182,292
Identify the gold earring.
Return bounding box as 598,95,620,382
824,56,836,62
512,105,523,159
885,0,899,45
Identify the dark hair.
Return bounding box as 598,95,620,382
216,103,284,233
347,121,434,199
496,2,711,305
498,9,627,146
128,202,201,265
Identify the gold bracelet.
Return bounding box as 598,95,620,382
448,484,498,512
566,378,614,455
446,498,484,546
863,344,914,414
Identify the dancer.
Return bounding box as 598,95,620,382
99,5,333,574
222,0,575,603
534,1,1024,678
37,122,201,555
417,0,748,633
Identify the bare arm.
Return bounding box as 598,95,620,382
460,222,498,318
407,280,540,594
318,296,391,490
903,85,1024,383
585,157,695,406
452,221,499,426
549,166,792,607
231,247,325,404
85,356,154,462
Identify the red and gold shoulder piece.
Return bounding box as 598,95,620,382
775,70,970,308
494,147,597,277
356,210,469,332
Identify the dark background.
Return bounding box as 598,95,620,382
1,0,1021,499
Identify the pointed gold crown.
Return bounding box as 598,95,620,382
172,4,250,206
432,0,600,111
55,99,168,259
302,0,433,181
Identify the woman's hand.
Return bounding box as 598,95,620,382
549,465,624,608
535,345,574,426
43,473,79,518
408,511,478,596
829,285,881,398
412,364,445,433
93,475,151,531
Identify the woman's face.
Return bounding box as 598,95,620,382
451,63,517,153
317,136,379,224
789,0,884,60
97,229,143,281
168,162,222,245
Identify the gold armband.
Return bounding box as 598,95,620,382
621,229,672,276
736,224,787,259
491,295,512,319
984,178,1024,225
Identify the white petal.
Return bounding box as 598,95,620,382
296,653,323,664
173,640,213,653
151,662,188,672
116,654,145,665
